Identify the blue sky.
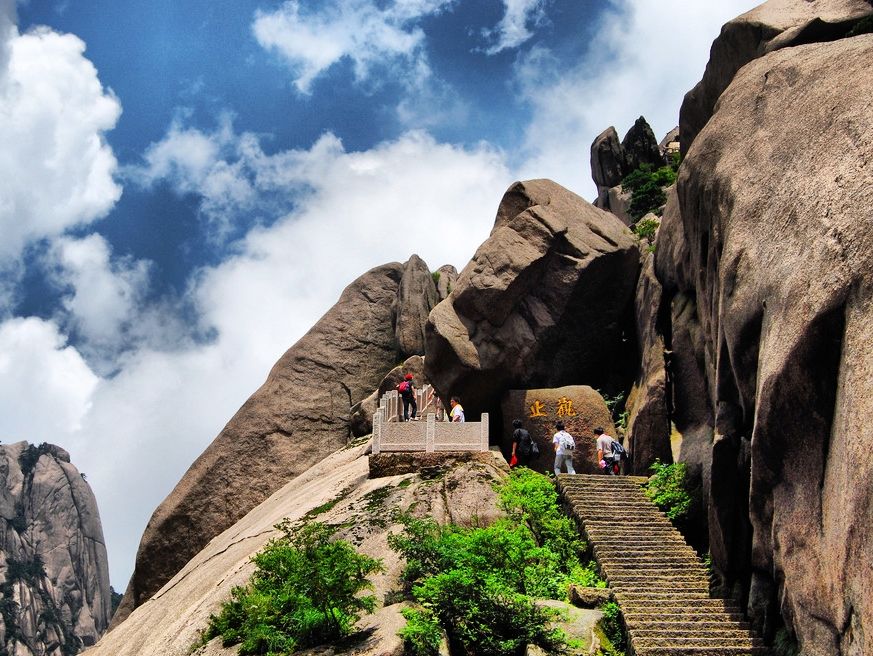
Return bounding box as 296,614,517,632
0,0,758,590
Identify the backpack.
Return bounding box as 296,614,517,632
559,431,575,451
514,429,539,457
398,380,412,396
610,439,627,462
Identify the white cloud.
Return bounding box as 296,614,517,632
0,317,99,442
252,0,454,93
515,0,760,199
46,235,151,366
0,15,121,264
45,124,514,588
483,0,547,54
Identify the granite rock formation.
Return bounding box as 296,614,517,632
425,179,640,418
657,20,873,655
591,118,674,224
620,116,663,173
349,355,428,437
117,257,437,624
679,0,872,156
500,385,617,475
623,254,672,475
393,255,439,358
0,442,111,655
87,444,525,656
433,265,458,302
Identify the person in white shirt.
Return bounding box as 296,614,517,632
449,396,465,422
552,420,576,475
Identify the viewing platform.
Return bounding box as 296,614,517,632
371,384,489,454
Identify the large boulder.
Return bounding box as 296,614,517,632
620,116,662,173
500,386,617,475
433,265,458,302
0,442,112,654
679,0,872,156
624,254,672,475
394,255,439,358
659,30,873,654
590,127,625,190
424,179,640,417
116,259,429,623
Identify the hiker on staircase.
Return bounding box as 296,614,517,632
552,421,576,475
595,427,623,475
398,373,417,421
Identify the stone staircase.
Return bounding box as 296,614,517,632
557,475,768,656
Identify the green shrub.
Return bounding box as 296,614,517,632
645,460,692,521
202,521,383,654
600,601,627,653
388,470,599,655
773,626,800,656
399,607,442,656
621,163,677,221
497,468,588,566
431,271,441,286
632,216,660,243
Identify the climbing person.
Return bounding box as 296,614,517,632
511,418,538,468
449,396,465,422
552,420,576,475
398,373,417,421
595,427,619,475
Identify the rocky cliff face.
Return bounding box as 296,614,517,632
116,257,441,624
0,442,111,655
425,179,641,419
87,443,510,656
647,2,873,653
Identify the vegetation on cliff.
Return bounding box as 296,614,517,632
389,469,604,656
200,521,383,655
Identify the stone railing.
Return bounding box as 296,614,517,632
372,385,489,454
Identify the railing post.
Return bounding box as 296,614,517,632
426,413,435,452
373,409,382,454
480,412,489,452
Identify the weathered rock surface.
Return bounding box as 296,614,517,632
590,127,625,190
0,442,111,655
620,116,662,172
425,179,640,417
434,265,457,302
349,355,428,437
500,386,617,475
679,0,872,156
87,442,510,656
657,28,873,655
117,260,429,624
394,255,439,358
624,254,672,475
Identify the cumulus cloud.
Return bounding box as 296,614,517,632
64,124,515,587
0,13,121,266
514,0,760,198
0,317,99,442
45,235,151,367
482,0,548,54
252,0,454,93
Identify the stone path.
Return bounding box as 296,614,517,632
557,474,767,656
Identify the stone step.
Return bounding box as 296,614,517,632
633,637,766,649
630,628,761,641
605,576,709,588
628,621,752,632
635,648,769,656
598,556,705,568
623,612,748,624
616,599,743,611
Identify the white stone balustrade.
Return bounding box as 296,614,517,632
372,384,489,454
